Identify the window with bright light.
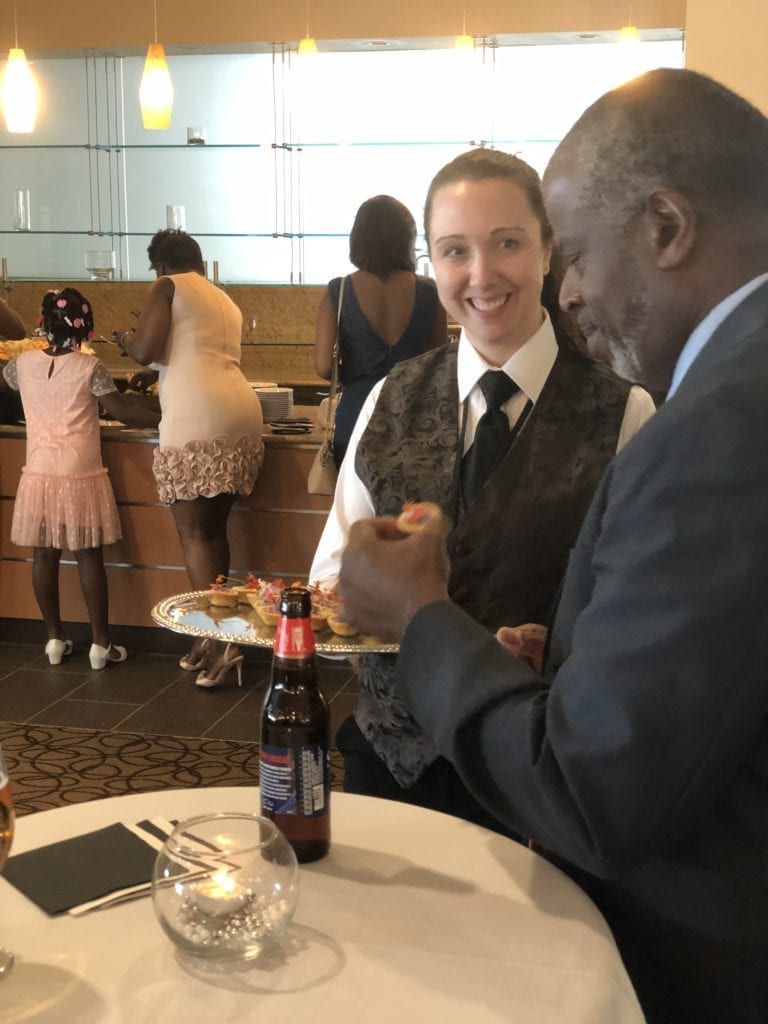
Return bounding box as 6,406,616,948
0,37,684,283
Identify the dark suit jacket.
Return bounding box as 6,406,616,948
395,281,768,1023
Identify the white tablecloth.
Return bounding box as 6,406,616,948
1,788,644,1023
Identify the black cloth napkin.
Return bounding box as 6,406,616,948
3,820,168,915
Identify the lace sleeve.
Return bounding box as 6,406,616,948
90,360,117,398
2,357,19,390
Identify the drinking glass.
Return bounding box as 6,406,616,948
166,205,186,231
0,744,15,978
83,250,116,281
12,189,30,232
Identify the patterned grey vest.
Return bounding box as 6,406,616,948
354,342,631,786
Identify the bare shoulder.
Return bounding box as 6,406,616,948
150,276,176,300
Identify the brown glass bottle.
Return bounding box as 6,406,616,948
260,587,331,863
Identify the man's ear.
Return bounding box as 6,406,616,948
644,189,696,269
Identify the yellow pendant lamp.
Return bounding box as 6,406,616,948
297,0,318,57
140,0,173,129
455,9,474,52
2,2,39,133
619,5,640,46
619,24,641,45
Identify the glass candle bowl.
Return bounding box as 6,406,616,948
152,812,299,961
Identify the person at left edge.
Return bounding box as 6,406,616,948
0,298,25,341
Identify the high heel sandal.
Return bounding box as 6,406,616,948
195,644,244,689
45,638,73,665
89,643,128,670
179,639,211,672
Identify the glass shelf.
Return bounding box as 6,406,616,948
0,137,560,151
2,276,322,288
0,231,348,238
0,143,264,150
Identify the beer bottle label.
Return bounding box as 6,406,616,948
260,743,329,817
274,617,315,658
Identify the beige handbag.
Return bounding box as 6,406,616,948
307,277,346,495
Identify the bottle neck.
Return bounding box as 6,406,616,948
274,615,316,660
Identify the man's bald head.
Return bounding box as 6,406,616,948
545,68,768,231
542,69,768,391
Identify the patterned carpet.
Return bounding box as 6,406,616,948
0,721,345,816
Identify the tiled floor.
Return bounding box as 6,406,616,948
0,639,360,743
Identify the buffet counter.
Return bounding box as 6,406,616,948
0,409,332,629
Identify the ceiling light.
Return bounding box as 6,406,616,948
2,2,39,133
298,37,318,57
455,9,475,52
619,25,641,44
140,0,174,129
298,0,318,57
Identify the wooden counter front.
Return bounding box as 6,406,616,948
0,422,332,629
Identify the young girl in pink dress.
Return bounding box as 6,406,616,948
1,288,160,669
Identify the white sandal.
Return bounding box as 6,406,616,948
89,643,128,670
45,638,73,665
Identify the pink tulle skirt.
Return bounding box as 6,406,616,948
11,468,122,550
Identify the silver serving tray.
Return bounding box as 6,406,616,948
151,591,399,655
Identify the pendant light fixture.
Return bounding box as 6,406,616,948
619,5,640,45
139,0,173,129
619,24,641,44
297,0,318,57
455,8,474,52
2,0,38,133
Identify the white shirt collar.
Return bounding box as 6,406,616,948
667,273,768,398
456,310,558,404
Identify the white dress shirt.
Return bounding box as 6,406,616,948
310,311,656,585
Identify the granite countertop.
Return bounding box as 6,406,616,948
0,406,325,447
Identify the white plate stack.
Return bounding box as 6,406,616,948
254,386,293,421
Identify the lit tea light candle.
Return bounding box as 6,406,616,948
194,870,246,915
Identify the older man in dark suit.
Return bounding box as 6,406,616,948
338,68,768,1024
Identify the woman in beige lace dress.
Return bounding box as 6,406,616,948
118,230,264,686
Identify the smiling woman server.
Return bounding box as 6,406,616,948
309,147,656,824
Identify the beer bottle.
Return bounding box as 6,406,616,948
260,586,330,863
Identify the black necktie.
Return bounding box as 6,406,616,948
462,370,519,504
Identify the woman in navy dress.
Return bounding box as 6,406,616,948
314,195,447,468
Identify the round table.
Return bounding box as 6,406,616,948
1,788,644,1023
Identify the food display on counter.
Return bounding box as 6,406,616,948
0,338,98,361
0,338,47,360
